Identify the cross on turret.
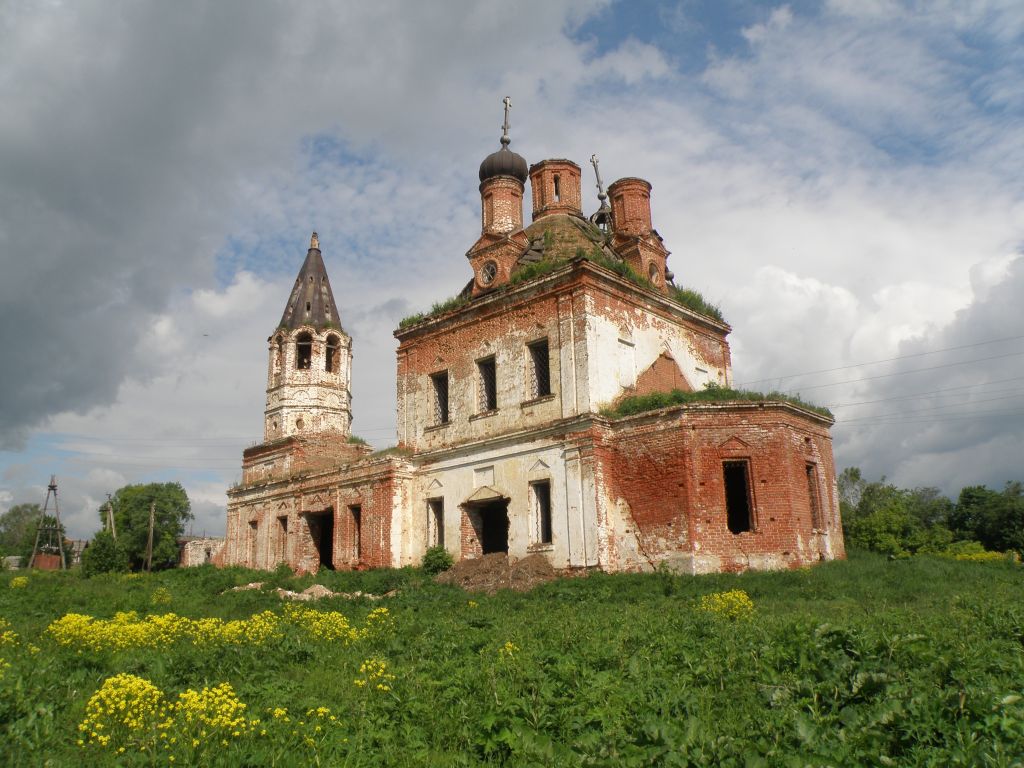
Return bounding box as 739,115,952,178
501,96,512,146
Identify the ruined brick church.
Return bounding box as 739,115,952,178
223,104,844,574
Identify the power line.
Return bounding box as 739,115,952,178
825,377,1024,408
835,407,1024,427
736,334,1024,388
781,350,1024,393
838,395,1024,423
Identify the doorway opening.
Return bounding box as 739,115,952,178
723,461,754,534
476,500,509,554
307,510,335,570
349,505,362,563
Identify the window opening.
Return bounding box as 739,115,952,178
325,334,340,373
532,481,552,545
427,499,444,548
478,356,497,411
349,505,362,562
247,521,258,565
806,463,823,529
528,339,551,398
296,332,313,370
553,174,561,202
430,371,450,425
276,516,288,563
723,460,753,534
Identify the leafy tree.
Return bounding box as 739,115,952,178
81,530,130,576
841,472,957,556
0,503,42,563
972,482,1024,553
949,485,1000,541
837,467,866,519
100,483,192,570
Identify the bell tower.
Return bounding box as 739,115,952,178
264,233,353,441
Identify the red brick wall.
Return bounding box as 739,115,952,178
632,352,692,396
594,403,843,571
529,159,582,220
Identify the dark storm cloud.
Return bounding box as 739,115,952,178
0,0,606,447
831,256,1024,492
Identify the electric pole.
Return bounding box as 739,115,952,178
145,501,155,572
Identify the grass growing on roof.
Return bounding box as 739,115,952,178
603,384,833,420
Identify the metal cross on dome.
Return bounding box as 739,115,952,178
501,96,512,145
590,154,607,203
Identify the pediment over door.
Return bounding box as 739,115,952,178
463,485,507,506
301,492,333,512
718,436,751,452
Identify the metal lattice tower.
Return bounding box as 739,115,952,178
29,475,66,570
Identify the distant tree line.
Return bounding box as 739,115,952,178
839,468,1024,557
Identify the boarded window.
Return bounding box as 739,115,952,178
247,520,258,565
427,498,444,548
296,332,313,370
532,480,553,545
478,356,497,411
325,334,340,373
349,505,362,562
276,516,288,563
430,371,449,425
528,339,551,398
723,460,753,534
806,463,823,529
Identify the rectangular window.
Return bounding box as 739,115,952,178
528,339,551,398
532,480,553,545
723,460,754,534
430,371,449,425
478,356,497,412
806,463,823,529
247,520,258,564
427,498,444,548
349,505,362,561
276,516,288,563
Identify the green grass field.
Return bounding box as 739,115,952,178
2,553,1023,766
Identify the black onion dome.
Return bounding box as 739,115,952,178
479,140,528,183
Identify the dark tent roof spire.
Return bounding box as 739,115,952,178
277,232,341,332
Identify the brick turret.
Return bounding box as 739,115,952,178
480,175,524,235
607,177,670,293
529,159,582,220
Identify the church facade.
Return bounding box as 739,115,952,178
223,110,844,574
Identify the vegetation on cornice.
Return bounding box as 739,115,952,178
398,294,471,329
368,445,414,459
668,286,724,324
346,435,368,445
582,248,726,324
602,384,833,420
396,245,725,330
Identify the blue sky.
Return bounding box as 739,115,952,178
1,0,1022,539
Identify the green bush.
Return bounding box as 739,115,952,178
421,545,454,575
80,530,130,577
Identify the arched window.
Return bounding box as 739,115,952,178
325,334,341,373
273,335,284,373
296,332,313,370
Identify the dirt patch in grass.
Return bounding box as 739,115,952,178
436,553,558,594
